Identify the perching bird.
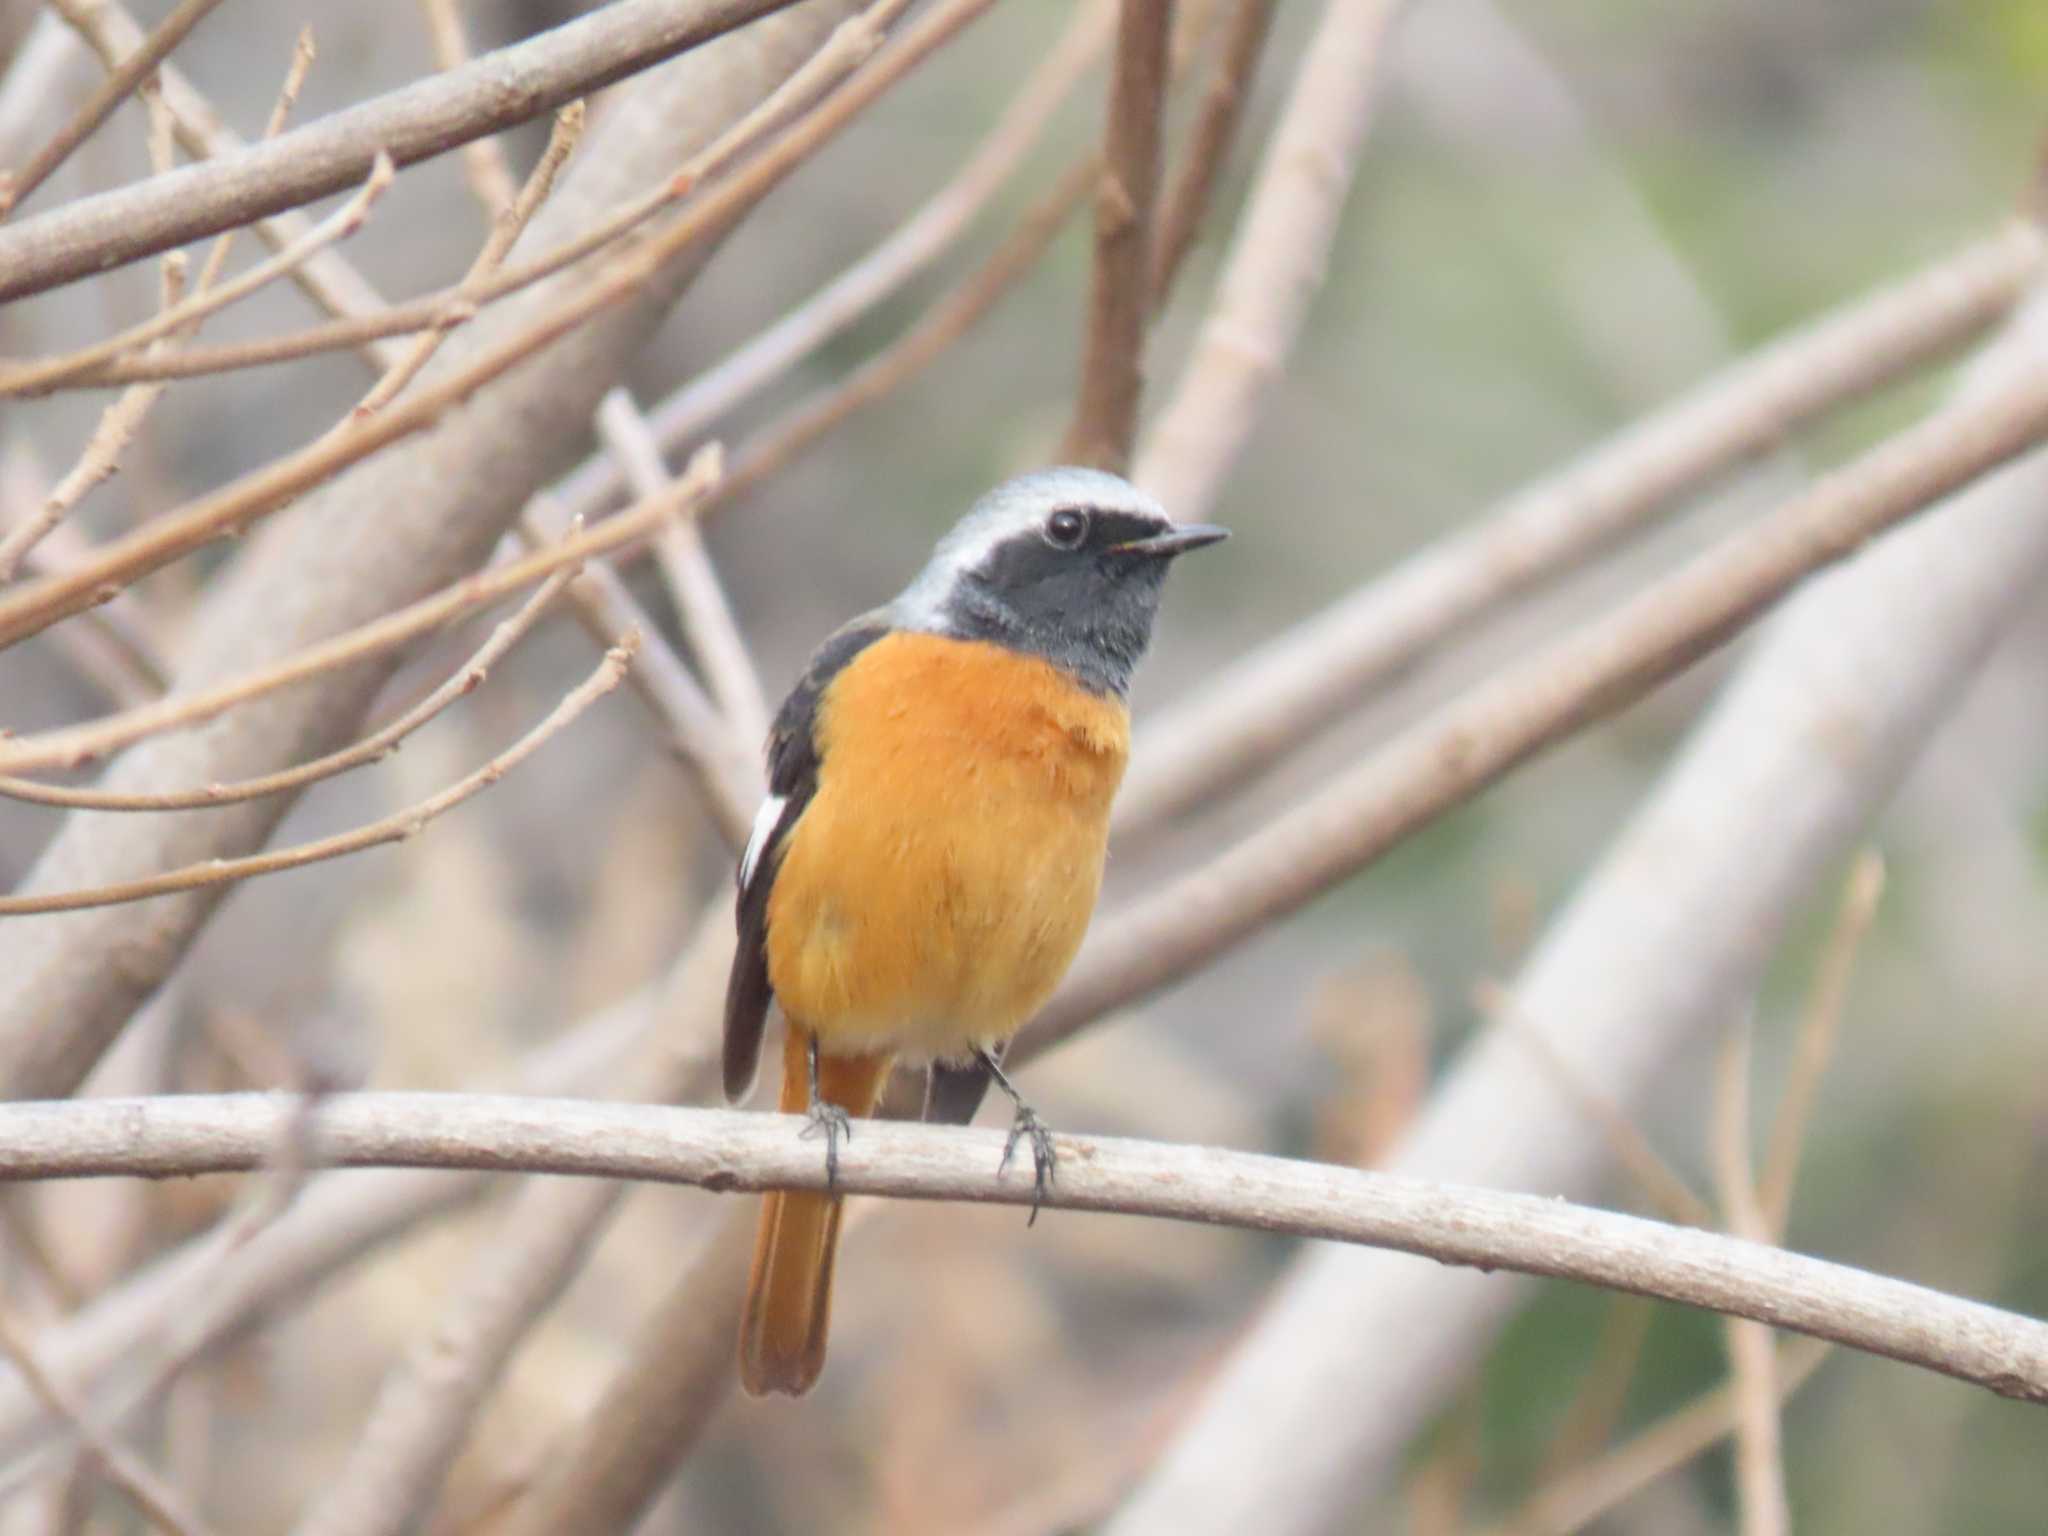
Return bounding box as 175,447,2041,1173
723,465,1227,1398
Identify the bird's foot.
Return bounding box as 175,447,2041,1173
800,1100,853,1190
999,1104,1057,1226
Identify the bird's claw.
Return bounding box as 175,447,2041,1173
801,1100,853,1190
999,1106,1057,1226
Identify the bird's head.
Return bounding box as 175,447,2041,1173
891,466,1228,696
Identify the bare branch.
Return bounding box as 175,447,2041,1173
549,0,1116,520
1489,1339,1832,1536
50,3,396,359
1037,335,2048,1048
1758,850,1885,1232
596,389,770,743
0,1094,2041,1405
0,1307,220,1536
282,914,732,1536
0,0,813,302
0,641,635,915
724,152,1097,497
0,152,397,395
417,0,518,219
1132,0,1413,521
0,561,575,812
1115,220,2048,843
1712,1019,1790,1536
0,450,717,777
1062,0,1174,472
1148,0,1278,307
0,0,229,217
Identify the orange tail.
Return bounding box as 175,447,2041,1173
738,1025,893,1397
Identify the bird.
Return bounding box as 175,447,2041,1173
723,465,1227,1398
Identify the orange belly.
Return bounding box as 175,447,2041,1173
764,631,1129,1061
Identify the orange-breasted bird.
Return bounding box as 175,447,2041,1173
723,466,1227,1397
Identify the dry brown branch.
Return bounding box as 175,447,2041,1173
417,0,518,218
0,151,396,395
724,151,1098,498
1132,0,1413,520
0,562,575,812
0,0,813,302
285,916,731,1536
1114,219,2048,842
0,1094,2043,1403
49,2,395,360
1712,1019,1790,1536
518,501,762,848
0,0,878,1111
12,0,914,396
1489,1338,1832,1536
548,0,1116,522
1062,0,1175,472
347,102,584,420
1032,348,2048,1050
0,1307,219,1536
1758,850,1885,1232
0,1003,658,1468
0,450,715,776
492,1201,756,1536
0,0,228,217
595,389,770,743
1147,0,1277,307
0,0,992,653
0,640,634,915
1476,981,1711,1227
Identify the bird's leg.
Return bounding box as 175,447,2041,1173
798,1033,853,1191
977,1047,1055,1224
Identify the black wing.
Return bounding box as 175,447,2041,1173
721,615,889,1102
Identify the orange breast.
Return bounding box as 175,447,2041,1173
764,631,1129,1061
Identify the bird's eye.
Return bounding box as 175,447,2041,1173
1045,508,1090,549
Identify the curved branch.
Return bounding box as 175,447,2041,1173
0,1092,2040,1406
0,0,807,303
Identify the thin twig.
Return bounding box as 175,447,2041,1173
0,562,577,812
0,1307,219,1536
1030,351,2048,1054
723,152,1098,498
1477,981,1712,1227
1062,0,1175,472
0,447,719,776
549,0,1117,522
1133,0,1413,520
0,0,813,302
0,641,635,915
0,0,229,217
417,0,517,218
14,0,914,396
1148,0,1278,307
346,101,585,421
0,0,994,651
0,1094,2043,1404
0,153,397,395
1488,1338,1832,1536
1712,1017,1790,1536
519,500,761,849
1758,850,1885,1233
47,2,395,361
595,390,770,743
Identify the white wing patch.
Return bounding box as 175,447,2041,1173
740,794,788,892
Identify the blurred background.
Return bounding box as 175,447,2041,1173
3,0,2047,1531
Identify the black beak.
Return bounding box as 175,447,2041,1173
1111,522,1231,558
